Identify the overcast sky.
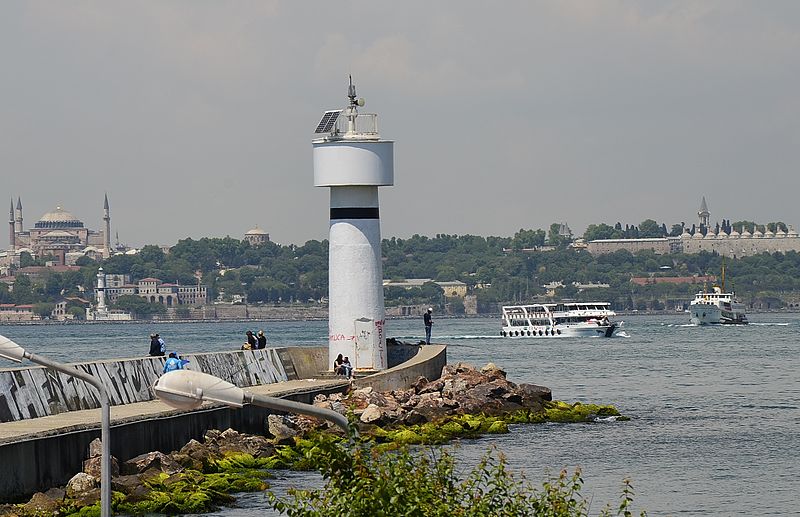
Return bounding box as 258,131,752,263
2,1,798,247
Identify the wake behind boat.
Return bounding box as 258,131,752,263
501,302,622,338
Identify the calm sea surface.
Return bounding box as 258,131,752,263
1,314,798,516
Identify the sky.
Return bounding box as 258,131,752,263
1,1,799,247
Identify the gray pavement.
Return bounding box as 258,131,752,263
0,378,350,444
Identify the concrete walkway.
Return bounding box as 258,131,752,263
0,378,350,444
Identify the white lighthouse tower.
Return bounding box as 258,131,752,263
313,78,393,372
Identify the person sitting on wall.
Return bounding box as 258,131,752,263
333,353,345,375
342,356,353,378
163,352,184,374
149,333,163,357
256,330,267,349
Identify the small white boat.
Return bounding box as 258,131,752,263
501,302,622,338
689,262,748,325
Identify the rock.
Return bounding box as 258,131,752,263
411,376,429,393
204,429,222,442
122,451,182,476
219,428,241,441
66,472,97,498
401,410,427,425
22,490,63,515
111,474,146,495
87,438,103,458
83,455,120,479
359,404,383,424
480,363,507,379
486,420,509,434
418,379,444,395
177,439,213,470
70,488,101,508
517,383,552,403
268,414,300,445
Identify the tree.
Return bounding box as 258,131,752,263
583,223,621,242
32,303,55,318
670,223,684,237
511,229,546,249
638,219,662,238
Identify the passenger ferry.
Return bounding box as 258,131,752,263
501,302,622,338
689,262,748,325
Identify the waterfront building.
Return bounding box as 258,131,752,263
103,276,207,307
6,195,114,264
587,198,800,257
382,278,468,298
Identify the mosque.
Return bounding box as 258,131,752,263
587,197,800,257
5,195,113,265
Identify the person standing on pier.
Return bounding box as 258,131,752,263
149,333,164,357
256,330,267,349
423,307,433,345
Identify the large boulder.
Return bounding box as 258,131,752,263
122,451,182,476
22,488,65,516
83,455,120,479
267,414,300,445
359,404,384,424
66,472,97,498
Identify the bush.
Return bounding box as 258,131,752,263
269,437,645,517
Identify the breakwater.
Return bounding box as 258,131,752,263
0,344,444,501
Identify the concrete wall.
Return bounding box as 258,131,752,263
0,348,298,423
0,385,345,503
354,344,447,392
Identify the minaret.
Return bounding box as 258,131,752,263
698,196,710,229
103,193,111,258
313,78,393,371
8,198,15,252
14,197,22,233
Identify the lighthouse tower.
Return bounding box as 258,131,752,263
313,78,393,372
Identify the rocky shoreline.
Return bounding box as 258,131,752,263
1,362,625,516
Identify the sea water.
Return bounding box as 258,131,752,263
1,313,797,516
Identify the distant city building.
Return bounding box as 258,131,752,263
0,304,36,322
382,278,468,298
244,227,270,246
587,198,800,257
6,194,114,264
104,275,208,306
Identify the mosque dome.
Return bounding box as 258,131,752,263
245,227,268,235
34,207,85,229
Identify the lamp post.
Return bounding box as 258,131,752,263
152,370,350,433
0,335,111,517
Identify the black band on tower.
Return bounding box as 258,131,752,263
330,207,379,220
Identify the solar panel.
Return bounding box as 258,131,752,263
314,110,341,133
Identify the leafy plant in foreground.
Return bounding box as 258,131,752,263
268,436,646,517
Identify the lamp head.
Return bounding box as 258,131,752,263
0,335,26,363
152,370,245,410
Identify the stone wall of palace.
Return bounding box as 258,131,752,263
680,232,800,257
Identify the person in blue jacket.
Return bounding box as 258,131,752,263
163,352,184,373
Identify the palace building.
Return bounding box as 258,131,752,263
587,197,800,258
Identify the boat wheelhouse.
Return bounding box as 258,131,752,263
501,302,622,338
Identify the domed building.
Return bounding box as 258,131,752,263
243,226,270,246
8,195,112,264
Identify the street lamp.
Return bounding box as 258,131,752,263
0,335,111,517
152,370,350,433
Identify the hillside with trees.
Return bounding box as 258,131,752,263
4,222,800,319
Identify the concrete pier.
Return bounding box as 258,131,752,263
0,344,446,502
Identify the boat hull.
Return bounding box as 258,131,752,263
690,303,748,325
501,323,621,338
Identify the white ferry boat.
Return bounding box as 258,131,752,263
689,263,748,325
501,302,622,338
689,287,748,325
